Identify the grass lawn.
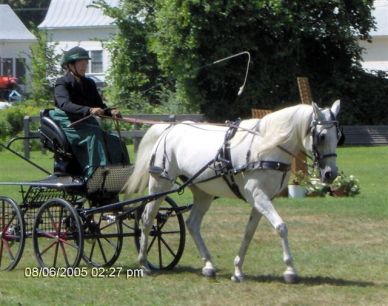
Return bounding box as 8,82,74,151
0,145,387,305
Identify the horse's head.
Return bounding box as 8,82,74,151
305,100,341,183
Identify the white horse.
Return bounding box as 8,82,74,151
125,100,341,282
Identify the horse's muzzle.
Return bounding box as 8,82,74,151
321,166,338,183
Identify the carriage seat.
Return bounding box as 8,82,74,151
39,109,71,156
39,109,83,176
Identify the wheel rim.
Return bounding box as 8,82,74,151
33,198,83,268
0,197,25,271
82,211,123,267
135,197,185,270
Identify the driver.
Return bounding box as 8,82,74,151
49,46,128,177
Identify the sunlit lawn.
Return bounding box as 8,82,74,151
0,145,387,305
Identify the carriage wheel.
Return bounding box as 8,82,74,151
134,197,186,270
82,211,123,267
32,198,83,268
0,197,25,271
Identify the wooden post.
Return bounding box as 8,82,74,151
23,116,31,159
292,77,313,175
297,77,313,105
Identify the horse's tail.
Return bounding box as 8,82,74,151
124,124,170,195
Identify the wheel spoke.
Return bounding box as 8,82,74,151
82,210,122,267
53,238,60,267
39,240,57,257
33,199,83,268
97,238,108,263
157,235,163,268
2,239,15,260
135,197,186,271
59,241,70,267
0,198,25,271
159,235,177,258
147,228,157,253
0,239,3,266
87,239,97,261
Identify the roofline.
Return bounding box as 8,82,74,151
0,39,37,43
38,25,117,30
370,34,388,38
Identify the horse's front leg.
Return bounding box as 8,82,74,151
251,188,298,283
232,208,262,282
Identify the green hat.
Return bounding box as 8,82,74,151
61,46,91,67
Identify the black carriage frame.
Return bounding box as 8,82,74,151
0,111,194,272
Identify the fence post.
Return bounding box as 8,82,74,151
23,116,31,159
133,122,141,152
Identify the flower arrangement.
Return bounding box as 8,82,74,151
305,178,330,197
288,170,360,197
289,170,309,186
330,172,360,197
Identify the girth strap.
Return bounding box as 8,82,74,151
218,119,246,201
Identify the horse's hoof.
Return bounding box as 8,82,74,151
283,271,299,284
141,265,152,276
231,274,245,282
202,267,216,278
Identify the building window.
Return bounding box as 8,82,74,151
16,58,26,81
1,58,13,75
90,50,103,74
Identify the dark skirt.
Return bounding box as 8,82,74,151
49,108,128,176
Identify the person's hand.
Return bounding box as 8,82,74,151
90,107,105,116
110,109,122,118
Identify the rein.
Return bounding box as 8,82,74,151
69,110,338,179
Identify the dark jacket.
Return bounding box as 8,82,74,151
54,72,107,120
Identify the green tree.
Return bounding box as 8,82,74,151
96,0,384,123
27,27,61,105
151,0,376,121
94,0,173,112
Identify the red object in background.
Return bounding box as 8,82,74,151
0,76,18,89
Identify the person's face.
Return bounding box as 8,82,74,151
70,59,88,76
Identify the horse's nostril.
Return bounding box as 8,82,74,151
324,171,332,180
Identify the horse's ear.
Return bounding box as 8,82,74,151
331,100,340,118
312,102,324,121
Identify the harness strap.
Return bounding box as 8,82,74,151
218,119,246,201
234,160,291,173
194,159,291,194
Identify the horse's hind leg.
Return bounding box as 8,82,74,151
186,187,215,277
138,177,173,274
232,208,262,282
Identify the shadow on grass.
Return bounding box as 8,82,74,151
116,264,386,289
246,274,379,287
161,266,383,288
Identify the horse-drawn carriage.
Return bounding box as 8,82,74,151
1,101,341,282
0,110,188,271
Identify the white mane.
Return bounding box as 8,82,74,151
248,104,313,158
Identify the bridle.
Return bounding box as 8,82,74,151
309,110,342,168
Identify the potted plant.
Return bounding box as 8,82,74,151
305,177,329,197
288,170,308,198
330,172,360,197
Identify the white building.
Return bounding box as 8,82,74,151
359,0,388,73
0,4,36,92
38,0,119,82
